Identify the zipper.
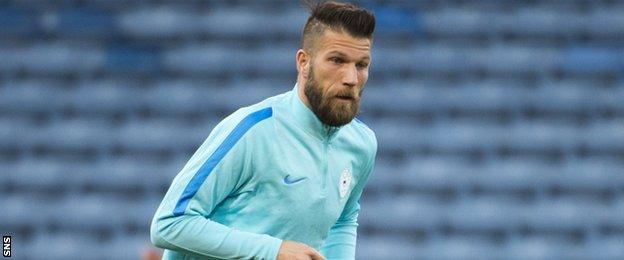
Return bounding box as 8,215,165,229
321,126,332,195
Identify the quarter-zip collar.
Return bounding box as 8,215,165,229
289,84,341,141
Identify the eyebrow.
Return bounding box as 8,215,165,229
327,51,370,62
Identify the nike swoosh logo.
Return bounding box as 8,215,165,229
283,174,307,185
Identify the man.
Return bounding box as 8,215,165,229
150,1,376,259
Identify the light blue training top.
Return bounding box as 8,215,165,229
150,84,377,259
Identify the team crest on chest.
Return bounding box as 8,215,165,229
339,168,353,198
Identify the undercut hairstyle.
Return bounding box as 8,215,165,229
301,0,375,54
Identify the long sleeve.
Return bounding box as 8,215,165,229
150,108,282,259
321,146,377,259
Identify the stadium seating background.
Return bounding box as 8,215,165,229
1,0,623,259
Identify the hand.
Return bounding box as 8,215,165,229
276,240,325,260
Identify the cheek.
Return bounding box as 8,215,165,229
315,72,339,95
323,87,336,102
358,72,369,88
359,69,369,80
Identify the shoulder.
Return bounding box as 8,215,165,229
353,117,377,146
210,91,289,140
352,117,377,149
343,117,378,163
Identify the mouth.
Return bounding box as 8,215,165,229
335,95,355,101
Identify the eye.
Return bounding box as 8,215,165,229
356,62,369,69
330,57,344,64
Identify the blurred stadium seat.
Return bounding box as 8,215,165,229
1,0,623,259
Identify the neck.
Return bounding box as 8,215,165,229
296,78,312,110
290,83,341,140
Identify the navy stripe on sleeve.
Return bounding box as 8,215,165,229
173,107,273,216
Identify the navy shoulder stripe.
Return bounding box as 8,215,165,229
173,107,273,216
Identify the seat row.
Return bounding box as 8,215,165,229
1,42,623,76
356,235,624,259
4,4,624,39
2,79,623,115
359,195,624,231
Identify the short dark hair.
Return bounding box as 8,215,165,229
301,0,375,53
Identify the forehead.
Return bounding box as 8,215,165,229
316,29,371,59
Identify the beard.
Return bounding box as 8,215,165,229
304,66,361,127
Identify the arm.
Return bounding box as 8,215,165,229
320,148,377,259
150,109,282,259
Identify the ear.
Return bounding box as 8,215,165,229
296,49,310,79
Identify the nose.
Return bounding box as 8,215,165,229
342,64,358,88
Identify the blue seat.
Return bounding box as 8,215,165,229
521,198,600,230
427,237,501,259
428,121,504,151
18,43,104,74
0,118,35,147
3,195,46,226
356,235,418,260
508,7,578,35
69,81,141,114
57,8,115,36
106,43,161,73
364,159,405,197
0,7,40,36
54,196,128,229
530,81,601,111
201,7,279,37
563,47,622,74
143,81,218,114
115,119,199,152
373,119,423,152
29,233,105,259
222,82,287,110
88,158,167,191
617,85,624,109
420,8,488,36
601,197,624,227
165,44,296,75
5,159,71,190
32,119,114,151
467,46,560,74
118,198,162,229
269,9,308,36
557,158,624,189
247,46,296,75
586,8,624,36
371,48,411,74
163,44,239,74
604,83,624,110
502,120,578,151
118,7,202,38
403,157,475,190
476,159,556,190
582,119,624,150
108,235,152,259
582,236,624,259
360,196,445,230
504,237,566,260
414,45,469,73
373,46,467,74
448,198,523,230
371,5,421,35
0,81,65,113
363,80,443,112
448,80,527,111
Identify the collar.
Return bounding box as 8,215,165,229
288,83,341,141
